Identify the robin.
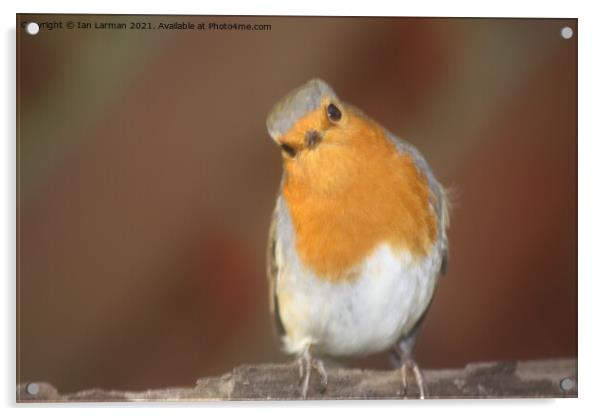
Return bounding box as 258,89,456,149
266,79,449,399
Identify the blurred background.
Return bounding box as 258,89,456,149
17,15,577,394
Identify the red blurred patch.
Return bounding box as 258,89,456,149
182,225,261,342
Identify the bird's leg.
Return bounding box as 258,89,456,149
314,358,328,392
393,342,427,400
296,353,311,398
402,357,425,399
296,345,328,399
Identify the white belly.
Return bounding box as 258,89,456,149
276,241,442,357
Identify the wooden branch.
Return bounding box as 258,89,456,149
17,358,577,402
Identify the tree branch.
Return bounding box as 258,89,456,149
17,357,576,402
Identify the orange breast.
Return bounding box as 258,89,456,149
282,108,437,282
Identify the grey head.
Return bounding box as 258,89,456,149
267,78,338,140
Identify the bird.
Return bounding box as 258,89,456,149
265,78,449,399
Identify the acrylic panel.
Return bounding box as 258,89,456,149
16,14,577,402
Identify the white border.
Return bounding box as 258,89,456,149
3,1,600,415
8,0,583,17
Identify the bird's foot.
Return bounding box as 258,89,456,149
296,347,327,399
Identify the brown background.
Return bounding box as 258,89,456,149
17,15,577,393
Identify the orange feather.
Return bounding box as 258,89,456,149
281,102,437,282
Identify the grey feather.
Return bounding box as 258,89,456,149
267,193,287,337
266,78,338,139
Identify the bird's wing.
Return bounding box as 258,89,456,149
438,188,450,275
267,205,287,336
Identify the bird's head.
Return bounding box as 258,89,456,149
267,78,353,159
266,79,383,194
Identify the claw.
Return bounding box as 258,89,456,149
296,347,328,399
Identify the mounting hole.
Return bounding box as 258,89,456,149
25,22,40,36
560,26,573,40
560,377,574,392
26,383,39,396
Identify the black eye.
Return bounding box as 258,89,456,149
327,103,342,122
